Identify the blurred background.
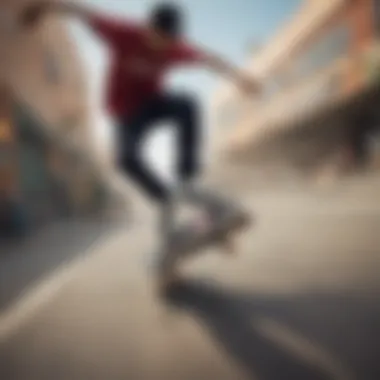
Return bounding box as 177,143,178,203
1,0,380,379
210,0,380,184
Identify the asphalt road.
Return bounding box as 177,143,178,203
0,173,380,380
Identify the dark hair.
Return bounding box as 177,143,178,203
149,2,183,37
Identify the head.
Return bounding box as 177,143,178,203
148,2,184,47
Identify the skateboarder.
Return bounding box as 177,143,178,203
20,1,260,246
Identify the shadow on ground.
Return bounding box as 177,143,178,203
0,218,119,312
164,279,380,380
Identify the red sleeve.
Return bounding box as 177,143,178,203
170,42,206,65
88,14,138,46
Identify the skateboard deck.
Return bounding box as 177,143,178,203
157,207,252,290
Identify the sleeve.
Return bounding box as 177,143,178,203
87,14,137,46
170,42,206,65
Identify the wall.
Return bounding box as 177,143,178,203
12,103,110,227
0,1,90,141
0,1,113,233
0,86,18,197
374,0,380,36
211,0,348,156
212,0,380,160
265,0,375,97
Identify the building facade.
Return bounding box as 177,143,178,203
0,1,112,234
212,0,380,162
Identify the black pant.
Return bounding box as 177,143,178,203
117,93,201,203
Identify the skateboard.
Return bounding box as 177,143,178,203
156,205,252,293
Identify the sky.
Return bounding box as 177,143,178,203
68,0,302,175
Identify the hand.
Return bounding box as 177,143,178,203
20,1,50,28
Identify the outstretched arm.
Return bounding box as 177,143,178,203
202,52,262,95
20,1,94,25
19,1,133,44
172,43,262,96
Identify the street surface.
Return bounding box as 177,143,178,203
0,171,380,380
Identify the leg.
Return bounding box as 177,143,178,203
118,102,176,241
121,93,210,205
158,93,238,211
169,94,202,184
117,103,170,204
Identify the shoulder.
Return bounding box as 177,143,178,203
169,40,205,62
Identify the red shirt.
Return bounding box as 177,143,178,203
88,14,205,119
